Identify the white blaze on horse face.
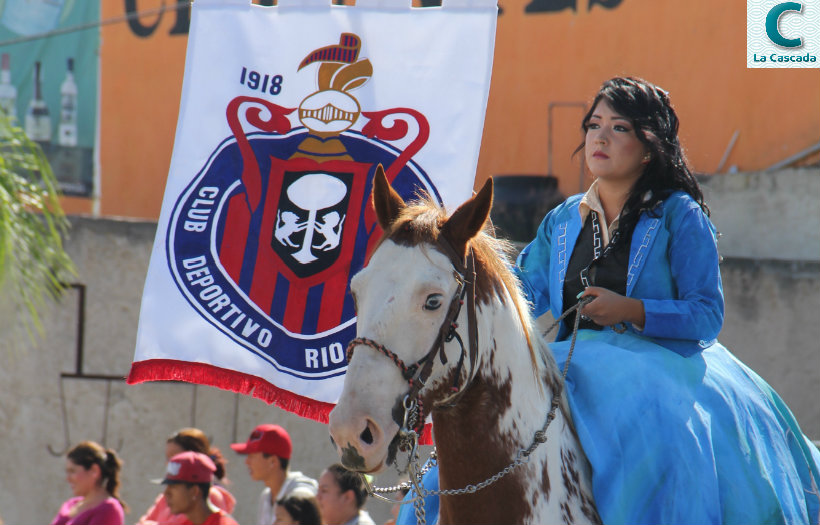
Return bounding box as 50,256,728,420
329,240,462,473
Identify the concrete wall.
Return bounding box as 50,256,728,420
0,168,817,525
701,168,820,261
0,218,375,525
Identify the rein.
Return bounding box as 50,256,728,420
361,295,594,524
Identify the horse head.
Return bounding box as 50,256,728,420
329,168,600,525
328,165,493,473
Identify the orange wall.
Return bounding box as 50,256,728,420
88,0,819,219
97,0,188,218
479,0,820,197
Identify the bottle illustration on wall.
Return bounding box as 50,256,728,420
0,53,17,120
25,61,51,143
59,57,77,146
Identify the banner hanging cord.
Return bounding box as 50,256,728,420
0,2,189,48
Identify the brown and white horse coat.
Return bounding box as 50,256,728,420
329,167,600,525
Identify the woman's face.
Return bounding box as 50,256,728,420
65,459,99,497
164,483,197,516
584,99,649,186
316,470,347,525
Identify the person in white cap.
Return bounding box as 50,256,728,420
231,423,317,525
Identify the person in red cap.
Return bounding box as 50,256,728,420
138,427,236,525
156,451,239,525
231,424,317,525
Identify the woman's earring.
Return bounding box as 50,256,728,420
642,153,651,163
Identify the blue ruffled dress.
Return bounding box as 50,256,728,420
551,330,820,524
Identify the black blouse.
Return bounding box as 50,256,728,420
561,212,631,330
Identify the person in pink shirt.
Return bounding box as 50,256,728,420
154,451,239,525
137,427,236,525
50,441,127,525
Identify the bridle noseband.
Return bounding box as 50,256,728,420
346,235,479,436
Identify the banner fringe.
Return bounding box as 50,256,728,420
127,359,334,423
127,359,434,444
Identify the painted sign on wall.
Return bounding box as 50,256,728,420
92,0,818,220
0,0,99,196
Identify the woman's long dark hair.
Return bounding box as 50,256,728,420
67,441,129,513
577,76,709,245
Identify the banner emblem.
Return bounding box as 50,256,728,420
167,34,437,379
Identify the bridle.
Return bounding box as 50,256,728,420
346,234,479,436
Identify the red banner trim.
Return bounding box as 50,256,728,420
127,359,434,444
127,359,335,423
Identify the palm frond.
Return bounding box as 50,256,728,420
0,112,76,344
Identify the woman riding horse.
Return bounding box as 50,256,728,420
515,76,820,525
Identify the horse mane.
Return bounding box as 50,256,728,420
372,193,541,371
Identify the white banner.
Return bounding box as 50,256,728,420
128,0,497,422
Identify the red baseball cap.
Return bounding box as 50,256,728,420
153,451,216,484
230,424,292,459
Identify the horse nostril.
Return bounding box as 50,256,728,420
360,425,374,445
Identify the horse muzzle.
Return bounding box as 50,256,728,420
328,405,397,473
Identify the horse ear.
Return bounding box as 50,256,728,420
441,177,494,255
372,164,406,231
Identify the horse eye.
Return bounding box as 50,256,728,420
423,294,443,311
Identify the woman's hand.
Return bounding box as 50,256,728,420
580,287,645,328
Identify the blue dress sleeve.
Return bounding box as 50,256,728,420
639,203,724,343
396,463,440,525
514,207,559,318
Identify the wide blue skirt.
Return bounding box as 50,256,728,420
550,329,820,525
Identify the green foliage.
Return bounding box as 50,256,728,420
0,112,75,341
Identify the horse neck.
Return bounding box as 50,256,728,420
430,293,567,524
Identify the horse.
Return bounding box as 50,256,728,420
328,166,601,525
